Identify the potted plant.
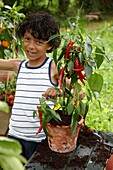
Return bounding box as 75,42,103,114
33,17,108,153
0,73,16,106
0,1,25,136
0,74,16,136
0,1,25,59
0,1,25,83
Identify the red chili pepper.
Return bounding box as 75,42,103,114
74,59,80,68
78,72,86,85
64,40,75,58
76,46,81,51
36,107,43,135
74,99,78,106
59,69,64,90
73,59,86,85
72,66,84,72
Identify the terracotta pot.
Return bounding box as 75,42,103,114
106,154,113,170
46,117,84,153
0,70,14,136
0,107,12,136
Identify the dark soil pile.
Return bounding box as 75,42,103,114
25,130,111,170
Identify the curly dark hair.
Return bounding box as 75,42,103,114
17,12,61,53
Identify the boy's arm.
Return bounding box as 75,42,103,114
42,60,59,99
0,58,22,73
42,60,85,100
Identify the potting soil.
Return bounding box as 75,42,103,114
25,130,113,170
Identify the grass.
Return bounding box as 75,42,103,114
84,16,113,132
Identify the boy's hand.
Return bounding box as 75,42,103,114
42,88,60,99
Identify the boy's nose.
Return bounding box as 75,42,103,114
28,40,36,49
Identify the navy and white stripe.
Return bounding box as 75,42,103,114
9,57,57,142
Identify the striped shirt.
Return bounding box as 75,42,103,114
8,57,57,142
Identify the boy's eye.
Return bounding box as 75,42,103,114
36,40,43,45
24,36,30,41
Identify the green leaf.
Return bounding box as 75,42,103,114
68,60,74,72
0,82,5,89
53,49,57,65
79,100,86,116
68,19,75,31
46,108,61,121
104,55,110,63
67,103,74,115
48,34,60,42
84,63,92,79
33,110,37,118
88,73,103,93
78,52,84,64
71,72,78,86
0,155,25,170
84,43,92,57
93,92,99,98
12,1,17,8
0,137,27,169
42,114,52,137
58,42,67,61
1,29,12,41
97,99,102,110
75,83,81,93
86,35,92,43
65,87,73,97
4,49,12,58
39,97,46,104
88,59,97,67
71,111,79,135
45,114,52,122
78,30,84,42
95,46,104,68
15,6,23,12
0,101,9,113
86,88,92,101
84,103,89,119
0,50,4,59
0,137,22,156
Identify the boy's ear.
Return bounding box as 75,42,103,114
47,45,53,51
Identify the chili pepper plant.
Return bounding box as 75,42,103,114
0,73,16,107
33,17,109,136
0,1,25,106
0,1,25,59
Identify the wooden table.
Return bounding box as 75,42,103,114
25,130,113,170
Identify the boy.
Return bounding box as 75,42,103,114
0,12,61,160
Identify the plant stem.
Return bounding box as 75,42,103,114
12,19,16,59
62,73,66,114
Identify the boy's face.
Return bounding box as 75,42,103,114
23,31,52,64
